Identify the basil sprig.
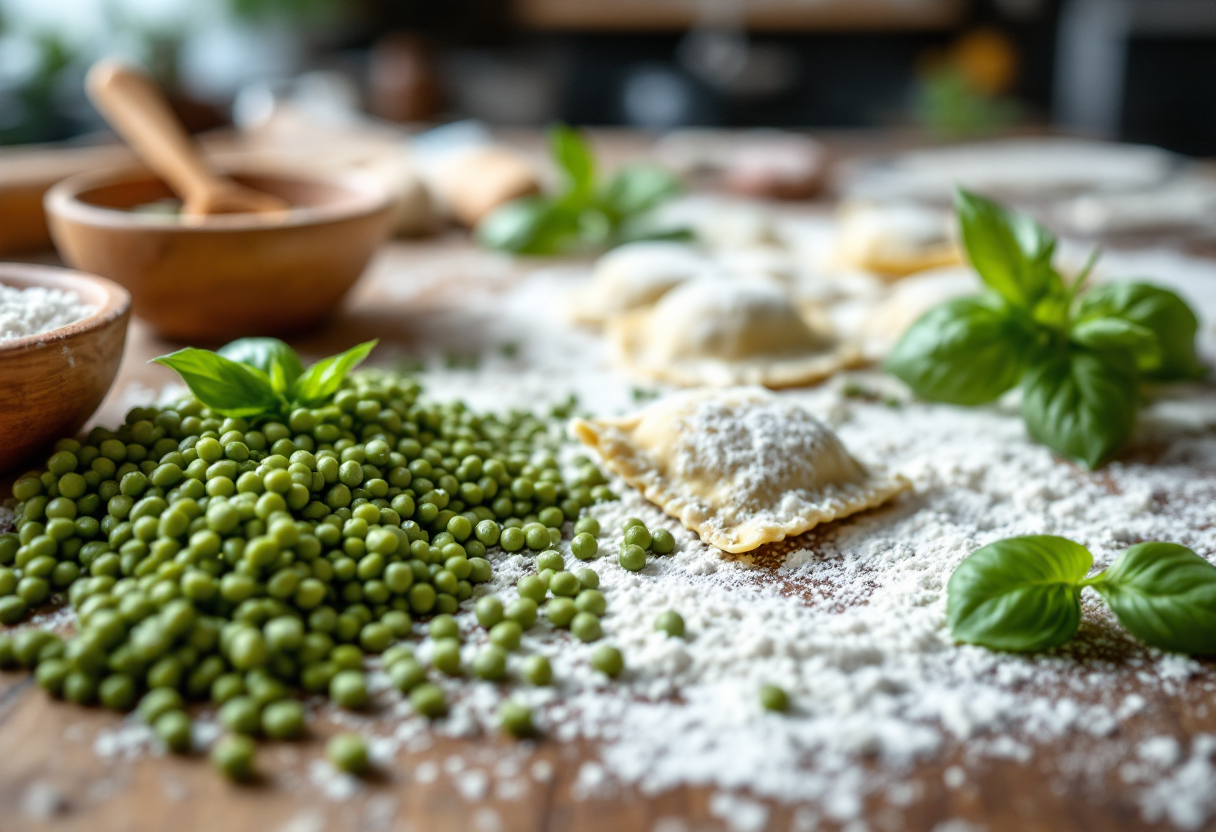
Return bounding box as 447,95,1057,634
477,124,688,256
153,337,377,418
887,190,1206,468
948,535,1216,656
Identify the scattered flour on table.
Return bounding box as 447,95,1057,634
53,241,1216,830
0,283,95,342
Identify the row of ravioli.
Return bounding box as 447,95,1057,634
565,197,969,389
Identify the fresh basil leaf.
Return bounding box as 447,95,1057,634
947,535,1091,652
1076,282,1207,381
1089,542,1216,656
291,340,378,406
1069,316,1162,372
217,337,304,394
955,189,1060,309
549,124,596,199
477,198,577,255
1020,348,1139,468
885,294,1039,405
600,165,681,217
152,348,281,418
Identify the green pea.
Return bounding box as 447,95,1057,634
409,683,447,719
570,611,602,642
760,684,789,713
546,598,576,628
388,658,426,692
549,571,580,598
36,657,71,695
522,654,552,686
575,567,600,590
430,638,462,676
571,533,598,561
499,701,534,738
489,620,523,651
138,687,184,725
472,645,507,680
468,557,492,584
360,622,393,653
623,525,652,551
655,610,685,638
474,519,501,547
516,575,547,604
327,733,370,774
537,506,564,528
536,550,564,572
212,735,256,781
650,528,676,555
261,700,305,740
475,595,504,628
590,645,623,677
619,544,646,572
99,673,137,710
500,527,525,552
574,590,607,616
523,523,550,551
329,670,369,709
573,516,600,538
219,696,261,734
156,710,193,753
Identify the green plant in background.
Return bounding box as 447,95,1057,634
948,535,1216,656
914,67,1020,138
0,30,74,145
153,338,377,419
886,190,1206,469
478,124,688,256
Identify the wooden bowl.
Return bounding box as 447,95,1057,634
0,264,130,475
44,167,395,342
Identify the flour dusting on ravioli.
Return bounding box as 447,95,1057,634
611,278,863,388
571,388,909,553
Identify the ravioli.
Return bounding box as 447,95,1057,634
833,202,960,278
570,241,710,326
571,388,910,553
610,277,863,388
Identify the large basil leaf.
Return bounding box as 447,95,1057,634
601,165,681,218
152,348,281,418
1076,282,1207,381
947,535,1092,652
477,198,578,255
550,124,596,199
1089,542,1216,656
885,294,1039,405
218,337,304,395
292,340,378,405
1069,316,1161,372
955,189,1060,310
1020,348,1139,468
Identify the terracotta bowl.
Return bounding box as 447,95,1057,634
0,264,130,475
44,167,395,342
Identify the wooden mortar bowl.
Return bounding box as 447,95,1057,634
45,167,395,342
0,264,130,475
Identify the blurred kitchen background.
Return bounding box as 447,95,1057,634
1,0,1214,154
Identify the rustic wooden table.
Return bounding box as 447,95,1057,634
2,135,1215,832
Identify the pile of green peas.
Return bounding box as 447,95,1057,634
618,517,675,572
0,368,620,778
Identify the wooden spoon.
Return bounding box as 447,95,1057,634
86,59,289,219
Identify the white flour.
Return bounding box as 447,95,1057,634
68,241,1216,830
0,282,95,342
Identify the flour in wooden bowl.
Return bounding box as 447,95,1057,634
0,283,95,342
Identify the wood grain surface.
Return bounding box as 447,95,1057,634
2,184,1215,832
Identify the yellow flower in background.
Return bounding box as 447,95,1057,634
953,27,1019,96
